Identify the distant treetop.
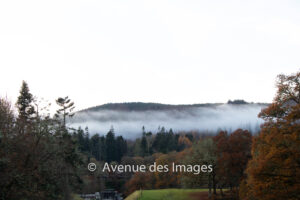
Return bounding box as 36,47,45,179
227,99,248,104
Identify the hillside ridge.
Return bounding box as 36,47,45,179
78,100,269,113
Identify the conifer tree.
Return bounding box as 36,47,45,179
16,81,35,133
140,134,148,157
106,126,116,163
116,135,127,162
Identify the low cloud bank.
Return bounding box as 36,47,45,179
70,104,267,138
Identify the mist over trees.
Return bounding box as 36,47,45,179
71,102,266,138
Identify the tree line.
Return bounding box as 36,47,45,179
73,124,197,164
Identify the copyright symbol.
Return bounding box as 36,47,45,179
88,163,97,172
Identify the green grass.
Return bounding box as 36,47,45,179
72,194,83,200
125,189,208,200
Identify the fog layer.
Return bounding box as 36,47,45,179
71,104,267,138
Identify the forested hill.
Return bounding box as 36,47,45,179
72,100,269,138
78,102,220,112
78,100,268,113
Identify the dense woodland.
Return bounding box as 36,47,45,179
0,71,300,200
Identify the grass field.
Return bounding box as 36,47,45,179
125,189,209,200
72,194,83,200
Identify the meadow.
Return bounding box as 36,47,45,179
125,189,209,200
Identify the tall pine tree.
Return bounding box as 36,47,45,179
106,126,116,163
16,81,35,133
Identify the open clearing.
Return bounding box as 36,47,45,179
125,189,210,200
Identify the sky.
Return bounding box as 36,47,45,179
0,0,300,112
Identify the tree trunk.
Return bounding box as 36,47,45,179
208,175,212,199
212,170,217,195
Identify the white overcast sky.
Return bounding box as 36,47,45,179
0,0,300,112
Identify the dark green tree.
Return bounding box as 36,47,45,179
16,81,35,132
100,136,106,161
116,136,127,162
166,129,176,152
76,126,85,151
145,131,152,154
90,134,101,160
140,135,148,157
105,126,116,163
84,126,90,153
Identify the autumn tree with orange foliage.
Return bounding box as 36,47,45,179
214,129,252,192
241,72,300,200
